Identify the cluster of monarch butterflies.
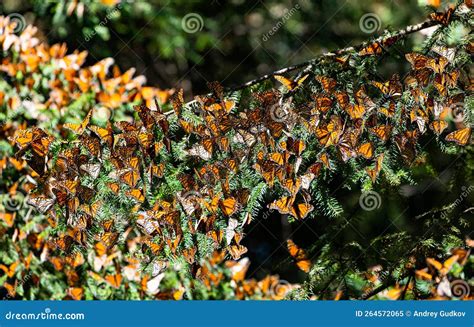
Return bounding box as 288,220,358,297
1,5,473,299
0,15,295,300
0,15,172,120
362,243,473,300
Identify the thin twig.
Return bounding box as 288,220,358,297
162,19,442,117
224,19,441,92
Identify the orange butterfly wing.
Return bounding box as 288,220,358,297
287,239,311,273
445,127,471,145
105,273,122,288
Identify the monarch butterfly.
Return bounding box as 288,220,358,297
445,127,471,145
207,100,236,114
183,247,197,264
0,212,15,227
80,135,101,157
50,257,64,271
203,195,220,214
335,55,350,65
80,163,101,179
11,127,53,157
24,252,33,270
269,152,290,166
313,94,333,113
315,115,343,147
366,153,384,183
429,120,448,135
63,109,93,135
64,251,85,268
208,230,224,244
319,153,331,169
115,121,138,133
149,163,165,179
427,56,449,74
405,53,430,70
143,238,163,255
274,74,309,91
415,268,433,281
3,281,18,298
287,239,311,273
359,42,383,56
166,234,181,254
379,101,396,118
88,122,114,148
316,76,337,93
372,74,402,98
410,108,428,134
179,119,194,134
281,178,302,196
357,142,374,159
138,131,154,150
406,68,431,87
26,194,56,213
134,103,156,129
219,197,238,216
229,226,245,247
266,120,286,138
126,189,145,203
94,241,109,257
269,196,314,220
334,91,350,109
66,287,84,300
0,261,18,278
433,72,459,96
53,234,74,252
253,89,281,106
170,88,184,116
370,125,392,142
105,273,123,288
280,138,306,156
118,168,140,188
228,244,248,260
186,144,212,160
107,182,120,194
345,104,365,120
426,254,459,276
429,7,454,26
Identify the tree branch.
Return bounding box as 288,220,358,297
224,19,441,92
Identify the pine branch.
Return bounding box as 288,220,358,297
163,17,445,117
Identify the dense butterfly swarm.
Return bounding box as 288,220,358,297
0,3,473,300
